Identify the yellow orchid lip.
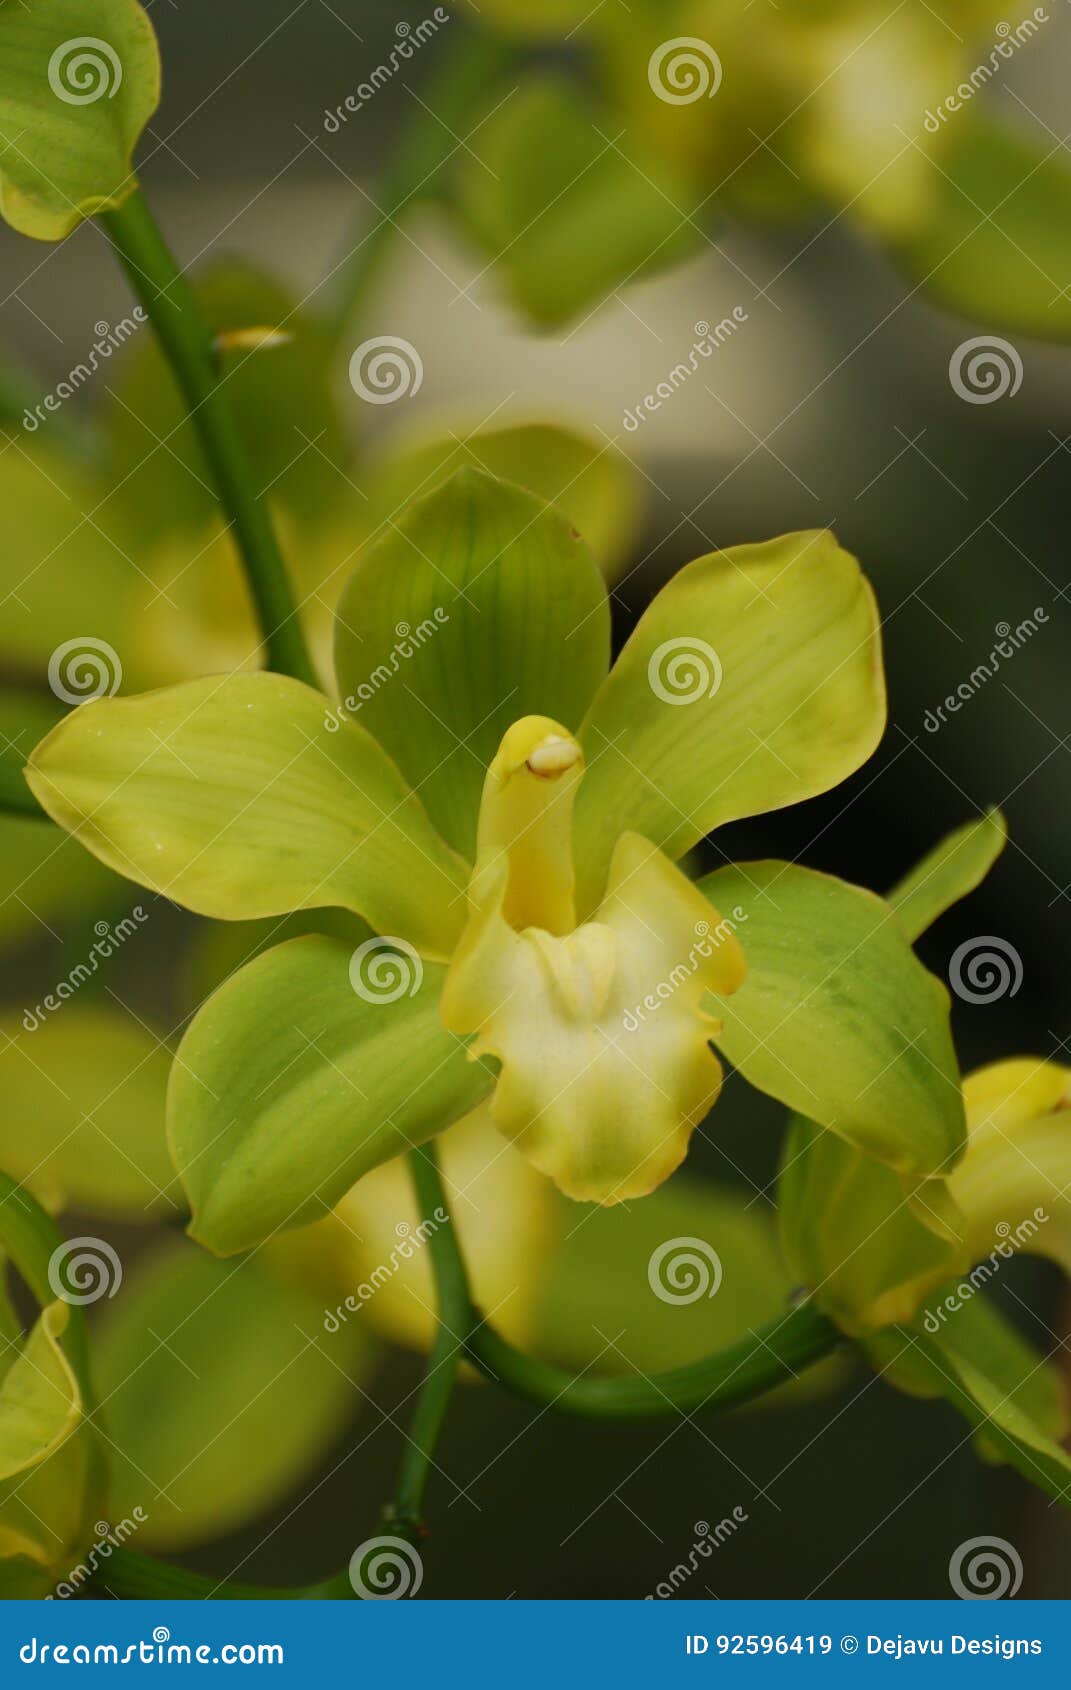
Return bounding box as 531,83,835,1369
441,715,747,1205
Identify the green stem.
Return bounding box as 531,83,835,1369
383,1147,468,1534
99,192,317,688
468,1302,840,1420
412,1151,842,1421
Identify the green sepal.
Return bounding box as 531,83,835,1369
449,75,700,326
702,862,966,1184
333,467,609,861
0,0,160,241
888,808,1007,943
900,111,1071,341
168,936,493,1256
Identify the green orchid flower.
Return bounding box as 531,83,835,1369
782,1054,1071,1507
778,812,1071,1508
24,467,963,1256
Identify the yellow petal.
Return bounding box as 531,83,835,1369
314,1103,556,1353
951,1058,1071,1274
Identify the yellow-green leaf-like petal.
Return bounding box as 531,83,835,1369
450,76,701,327
304,1102,556,1354
26,672,468,960
574,530,885,910
352,422,644,584
780,1057,1071,1336
875,1299,1071,1511
899,111,1071,342
888,809,1007,944
334,468,610,862
0,1301,99,1594
779,1115,960,1337
0,0,160,241
703,861,965,1184
169,936,493,1256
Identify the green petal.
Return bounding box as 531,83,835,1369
0,0,160,241
573,531,885,909
888,808,1007,943
702,861,965,1182
780,1057,1071,1338
892,1304,1071,1510
0,1008,177,1220
320,1102,555,1354
168,936,492,1256
900,112,1071,341
94,1238,370,1550
779,1115,961,1337
0,1302,80,1481
26,672,468,959
355,422,643,584
0,1302,99,1593
953,1060,1071,1275
333,468,610,861
449,75,700,327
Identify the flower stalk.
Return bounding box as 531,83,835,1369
100,191,317,688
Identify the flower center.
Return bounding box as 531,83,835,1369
440,716,747,1204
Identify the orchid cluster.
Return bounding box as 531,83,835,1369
0,0,1066,1604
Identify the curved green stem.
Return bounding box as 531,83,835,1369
100,191,317,688
412,1149,842,1420
467,1302,840,1420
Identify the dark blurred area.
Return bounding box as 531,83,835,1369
2,0,1069,1600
